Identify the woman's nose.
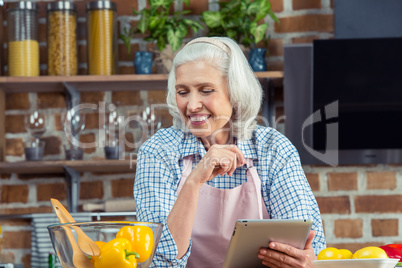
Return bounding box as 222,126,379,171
187,94,203,112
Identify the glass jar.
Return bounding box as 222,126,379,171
86,1,118,75
47,1,78,76
7,1,39,77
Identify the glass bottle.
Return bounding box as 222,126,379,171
48,252,56,268
7,1,39,77
47,1,78,76
86,1,118,75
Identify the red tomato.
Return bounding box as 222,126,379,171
380,245,402,261
386,244,402,252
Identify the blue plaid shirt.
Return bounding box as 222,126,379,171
134,126,326,267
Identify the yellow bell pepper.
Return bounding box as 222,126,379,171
90,241,107,264
116,225,154,262
93,238,139,268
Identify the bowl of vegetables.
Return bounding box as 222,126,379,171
314,245,402,268
48,221,163,268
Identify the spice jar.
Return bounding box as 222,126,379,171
47,1,78,76
7,1,39,77
86,1,118,75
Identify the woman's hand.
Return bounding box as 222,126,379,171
188,144,246,185
258,230,317,268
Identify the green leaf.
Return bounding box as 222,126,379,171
256,0,271,21
239,1,247,14
246,0,269,21
131,8,140,16
119,32,132,55
225,0,241,10
183,0,190,6
177,23,188,38
268,9,280,24
149,16,167,31
167,28,183,52
183,19,203,33
241,36,252,47
175,10,191,16
202,11,222,28
157,35,167,51
226,29,237,40
137,10,150,33
252,24,268,44
247,1,260,16
151,0,172,9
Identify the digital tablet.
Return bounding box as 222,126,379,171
222,219,313,268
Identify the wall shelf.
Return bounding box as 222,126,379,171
0,159,136,174
0,72,283,93
0,211,136,220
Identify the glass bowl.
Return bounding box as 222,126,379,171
48,221,163,268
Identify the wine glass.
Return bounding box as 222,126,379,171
142,105,162,138
64,109,86,138
63,109,86,160
103,103,126,159
25,111,47,144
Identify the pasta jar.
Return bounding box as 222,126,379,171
47,1,78,76
86,1,118,75
7,1,39,77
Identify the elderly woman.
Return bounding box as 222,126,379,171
134,36,325,268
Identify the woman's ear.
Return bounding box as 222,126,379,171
231,103,239,119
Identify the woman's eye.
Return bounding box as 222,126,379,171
177,91,188,95
201,89,214,94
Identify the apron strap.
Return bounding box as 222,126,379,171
246,159,263,219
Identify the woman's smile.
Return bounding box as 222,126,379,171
188,114,212,125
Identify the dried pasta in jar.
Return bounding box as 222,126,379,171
8,40,39,76
7,1,39,77
87,1,118,75
47,1,78,76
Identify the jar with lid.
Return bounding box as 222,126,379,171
86,1,118,75
7,1,39,77
47,1,78,76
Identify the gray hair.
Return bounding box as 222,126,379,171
166,37,263,140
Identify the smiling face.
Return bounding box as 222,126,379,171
175,60,233,146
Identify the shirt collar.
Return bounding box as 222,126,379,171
179,132,258,160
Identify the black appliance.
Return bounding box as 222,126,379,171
284,37,402,165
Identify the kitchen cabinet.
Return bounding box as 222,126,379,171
0,72,283,210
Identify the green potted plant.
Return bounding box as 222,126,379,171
201,0,279,71
120,0,204,73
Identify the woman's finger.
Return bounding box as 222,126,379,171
224,144,246,166
194,144,245,182
259,248,295,267
227,151,237,176
269,242,302,259
304,230,316,250
258,250,292,268
207,146,240,172
211,144,245,166
258,240,316,267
